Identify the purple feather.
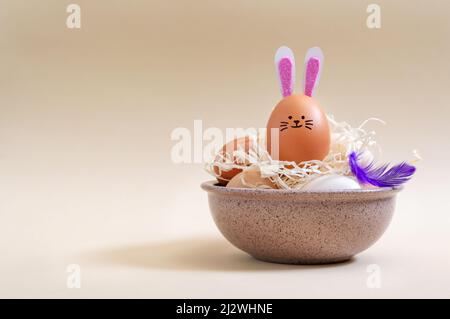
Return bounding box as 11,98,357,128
349,152,416,187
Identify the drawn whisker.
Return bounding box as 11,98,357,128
305,126,312,130
280,121,288,123
305,120,313,122
280,127,288,132
305,123,313,126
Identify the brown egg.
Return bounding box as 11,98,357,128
213,136,254,185
226,167,277,189
266,94,330,163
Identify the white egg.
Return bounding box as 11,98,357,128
301,174,361,191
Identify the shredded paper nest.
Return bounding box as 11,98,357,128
205,115,386,189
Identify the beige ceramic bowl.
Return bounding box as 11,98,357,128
201,181,401,264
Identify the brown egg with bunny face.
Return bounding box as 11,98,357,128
267,46,330,163
267,94,330,162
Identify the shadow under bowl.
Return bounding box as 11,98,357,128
201,181,401,265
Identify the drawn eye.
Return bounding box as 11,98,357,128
301,115,305,119
288,116,292,120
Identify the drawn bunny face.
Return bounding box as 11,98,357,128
266,46,330,163
279,114,313,132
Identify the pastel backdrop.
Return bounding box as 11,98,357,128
0,0,449,297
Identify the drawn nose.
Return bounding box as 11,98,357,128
294,120,300,125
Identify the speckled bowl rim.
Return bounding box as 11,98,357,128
201,180,402,201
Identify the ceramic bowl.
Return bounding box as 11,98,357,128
201,181,401,264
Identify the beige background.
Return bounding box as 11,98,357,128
1,0,449,298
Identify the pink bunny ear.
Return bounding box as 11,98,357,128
275,46,295,97
303,47,324,97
